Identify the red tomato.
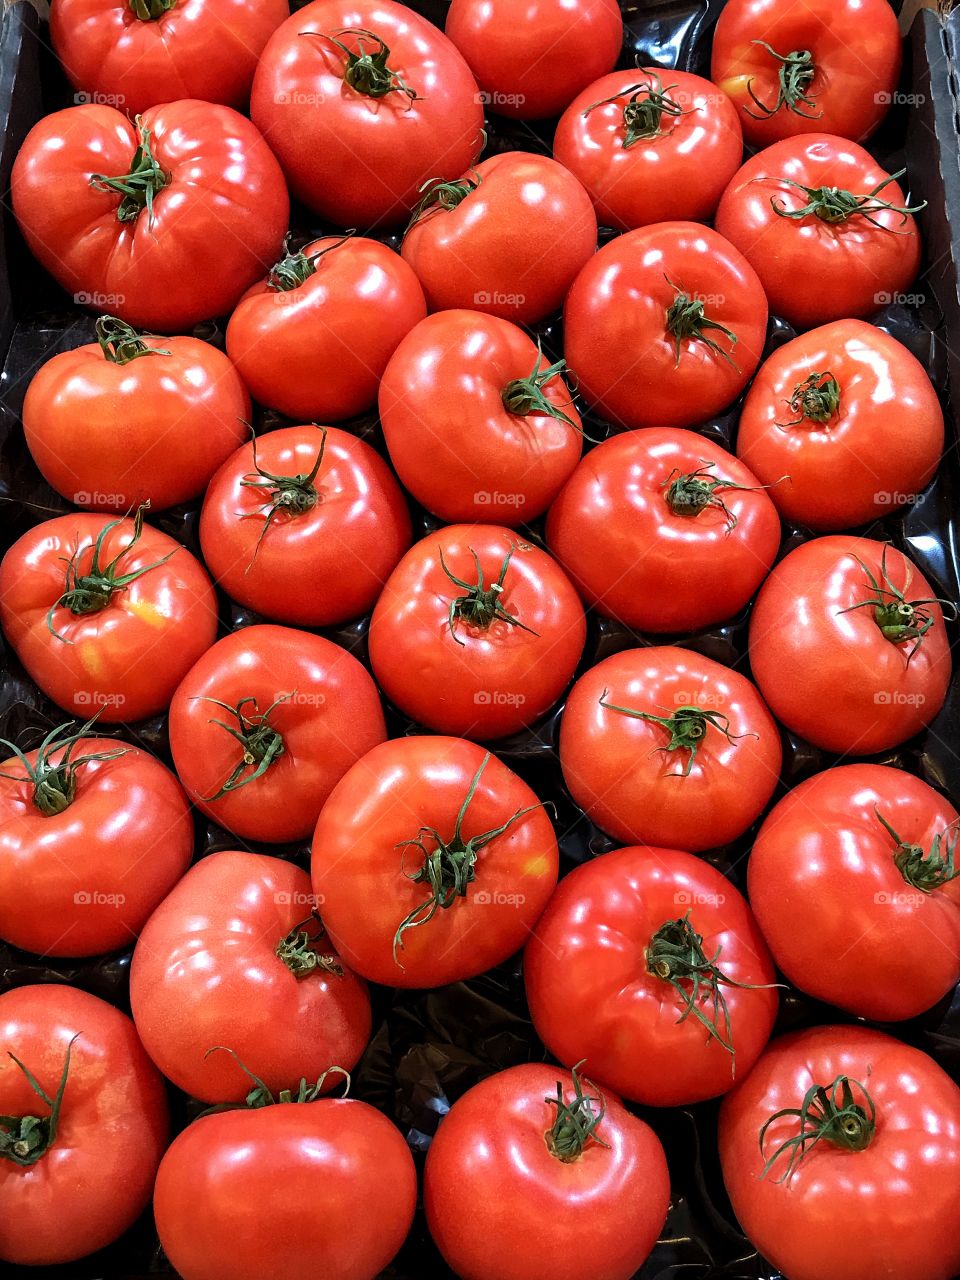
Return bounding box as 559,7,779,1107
564,222,767,428
251,0,483,228
748,764,960,1021
554,67,743,230
749,536,952,754
131,851,371,1103
368,525,586,739
23,317,250,512
0,984,168,1265
225,235,426,422
736,320,943,530
560,646,781,852
525,845,778,1106
50,0,289,116
716,135,923,330
425,1063,669,1280
401,151,597,325
168,625,386,843
0,506,217,723
711,0,901,148
379,310,583,523
199,426,412,628
720,1026,960,1280
546,428,782,632
445,0,622,121
312,736,559,987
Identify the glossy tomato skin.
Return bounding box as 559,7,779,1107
0,984,169,1266
546,428,781,632
168,625,386,843
401,151,597,325
748,765,960,1021
749,536,952,754
225,237,427,422
424,1063,669,1280
199,426,412,627
379,310,582,523
0,513,217,723
154,1097,417,1280
554,68,743,230
564,222,767,428
736,320,943,530
711,0,901,148
368,525,586,739
720,1025,960,1280
312,736,559,987
716,135,922,330
11,101,288,332
130,851,371,1102
560,647,781,852
251,0,483,228
525,846,778,1106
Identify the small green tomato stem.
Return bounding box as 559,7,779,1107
745,42,820,121
759,1074,876,1183
89,117,169,226
544,1061,611,1162
0,715,126,817
0,1036,79,1167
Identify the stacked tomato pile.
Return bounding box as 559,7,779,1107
1,0,960,1277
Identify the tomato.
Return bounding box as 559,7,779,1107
23,316,250,512
379,310,582,524
719,1025,960,1280
424,1062,669,1280
50,0,289,117
11,100,288,332
525,845,778,1106
225,235,426,422
715,135,923,331
554,67,743,231
0,983,168,1265
711,0,901,149
444,0,622,121
199,426,411,627
736,320,944,530
749,536,952,754
401,151,597,325
312,736,559,987
0,506,217,723
168,625,386,843
546,428,781,633
251,0,483,228
564,221,767,428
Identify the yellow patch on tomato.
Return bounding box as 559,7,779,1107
127,599,167,628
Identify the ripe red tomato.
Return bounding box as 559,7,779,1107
425,1063,669,1280
199,426,411,627
720,1025,960,1280
11,100,288,332
445,0,622,121
716,135,923,330
0,506,217,723
379,310,583,523
23,317,250,512
525,845,778,1106
50,0,289,117
225,235,426,422
749,536,952,754
560,646,781,852
131,850,371,1103
736,320,943,530
546,428,781,632
168,625,386,843
564,221,767,428
401,151,597,325
711,0,901,149
312,736,559,988
554,67,743,230
251,0,483,228
0,983,168,1265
